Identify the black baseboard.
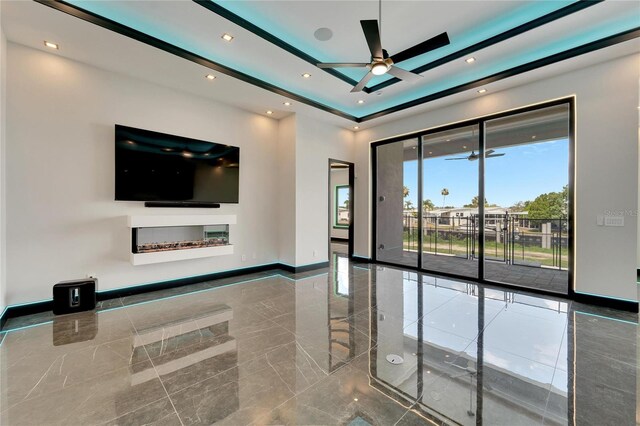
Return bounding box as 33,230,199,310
572,291,639,313
352,255,372,263
0,261,330,327
278,261,330,274
330,237,349,243
0,300,54,330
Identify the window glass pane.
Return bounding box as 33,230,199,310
484,104,570,293
421,125,479,278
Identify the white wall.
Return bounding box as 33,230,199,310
355,53,640,302
0,5,6,315
329,168,349,240
6,43,280,306
295,115,354,265
277,115,296,266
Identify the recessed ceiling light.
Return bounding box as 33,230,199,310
221,33,234,42
531,135,537,139
44,41,59,50
161,147,174,152
182,151,193,158
465,57,476,64
353,398,358,402
477,88,487,94
353,126,360,130
357,100,365,104
205,74,216,80
446,139,451,142
266,110,273,115
302,73,312,78
283,102,292,106
428,151,433,154
463,145,467,149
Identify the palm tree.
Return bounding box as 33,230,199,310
343,199,349,209
423,199,435,212
403,186,410,199
441,188,449,208
404,200,414,211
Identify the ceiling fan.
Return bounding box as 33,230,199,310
316,0,450,93
445,149,505,161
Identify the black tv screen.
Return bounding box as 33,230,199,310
115,125,239,203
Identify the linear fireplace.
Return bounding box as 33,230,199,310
127,215,236,265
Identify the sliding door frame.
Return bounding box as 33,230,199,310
371,97,575,297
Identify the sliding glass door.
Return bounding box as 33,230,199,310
373,100,572,295
421,125,479,279
484,104,570,293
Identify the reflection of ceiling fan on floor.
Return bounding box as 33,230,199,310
446,150,505,161
316,0,450,92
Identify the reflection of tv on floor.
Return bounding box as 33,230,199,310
115,125,239,207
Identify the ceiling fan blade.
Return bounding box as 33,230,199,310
360,20,383,59
387,66,422,82
445,157,468,161
317,62,369,68
351,71,374,93
390,32,450,64
485,149,495,155
486,153,505,158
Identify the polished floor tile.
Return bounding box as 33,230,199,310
0,249,637,425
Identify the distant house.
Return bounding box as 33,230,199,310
337,206,350,226
404,206,528,228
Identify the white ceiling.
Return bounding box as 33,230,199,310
2,0,638,130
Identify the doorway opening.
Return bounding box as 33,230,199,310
329,159,354,259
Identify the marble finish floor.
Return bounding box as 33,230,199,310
0,250,637,425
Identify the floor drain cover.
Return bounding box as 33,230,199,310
386,354,404,364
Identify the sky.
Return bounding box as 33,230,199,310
402,139,569,208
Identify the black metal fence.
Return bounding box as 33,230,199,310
403,213,568,270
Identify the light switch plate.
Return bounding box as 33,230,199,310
604,216,624,227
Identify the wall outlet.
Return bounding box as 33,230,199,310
313,250,317,257
241,254,246,261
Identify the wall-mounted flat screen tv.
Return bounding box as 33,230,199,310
115,125,239,203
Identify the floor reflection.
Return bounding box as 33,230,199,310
0,247,637,425
367,265,637,425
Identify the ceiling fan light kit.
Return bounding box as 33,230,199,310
316,0,450,92
371,61,390,75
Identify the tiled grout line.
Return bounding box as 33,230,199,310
408,301,508,413
246,348,379,426
123,309,185,426
124,295,315,412
541,313,569,425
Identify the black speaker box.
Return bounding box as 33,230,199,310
53,278,97,315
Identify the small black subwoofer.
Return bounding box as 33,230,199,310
53,278,97,315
